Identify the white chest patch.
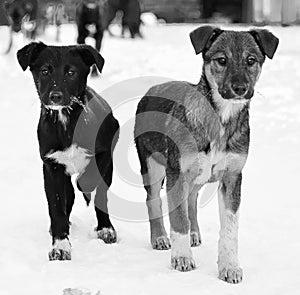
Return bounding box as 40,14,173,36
45,105,69,129
196,150,247,184
211,89,248,124
46,144,93,175
57,108,68,126
194,149,226,184
181,149,247,185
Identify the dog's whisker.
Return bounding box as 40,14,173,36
255,90,267,100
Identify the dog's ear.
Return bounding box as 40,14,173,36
190,25,223,55
249,29,279,59
17,42,47,71
76,45,105,73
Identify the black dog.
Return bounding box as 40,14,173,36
17,42,119,260
76,0,103,76
121,0,142,38
102,0,142,38
4,0,38,53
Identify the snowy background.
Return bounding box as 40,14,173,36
0,21,299,295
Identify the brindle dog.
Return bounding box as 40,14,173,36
134,26,278,283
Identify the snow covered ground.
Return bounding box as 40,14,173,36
0,23,299,295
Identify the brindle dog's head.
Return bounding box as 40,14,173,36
82,0,100,15
190,26,279,101
17,42,104,108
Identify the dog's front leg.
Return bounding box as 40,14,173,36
95,29,103,53
218,173,243,283
43,162,74,261
167,169,195,271
93,152,117,244
188,186,202,247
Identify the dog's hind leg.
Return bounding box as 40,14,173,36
95,30,103,52
94,152,117,244
218,173,243,284
167,169,195,271
129,26,135,39
145,156,170,250
43,163,73,261
188,186,202,247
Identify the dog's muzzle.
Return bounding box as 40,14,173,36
220,83,253,101
231,82,249,97
49,90,64,104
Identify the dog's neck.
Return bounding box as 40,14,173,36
197,75,249,124
197,75,212,102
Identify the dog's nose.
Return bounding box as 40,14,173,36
232,83,248,96
49,91,63,104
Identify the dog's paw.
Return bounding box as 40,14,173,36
171,256,196,272
96,227,117,244
218,266,243,284
190,231,201,247
49,248,72,261
48,238,71,261
152,236,171,250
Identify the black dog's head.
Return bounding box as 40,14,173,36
17,42,104,108
4,0,34,33
83,0,100,9
190,26,279,101
80,0,101,24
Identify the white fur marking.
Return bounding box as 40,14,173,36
147,156,166,185
195,152,214,184
52,238,71,252
46,105,63,111
46,144,93,175
96,227,117,243
86,3,97,9
58,108,68,126
171,231,192,258
218,192,239,270
146,156,166,220
45,105,69,127
186,151,247,185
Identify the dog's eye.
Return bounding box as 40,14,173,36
67,70,75,77
217,58,227,66
41,69,49,76
247,57,256,66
